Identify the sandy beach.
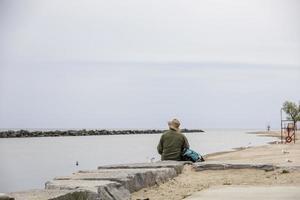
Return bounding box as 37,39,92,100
131,131,300,200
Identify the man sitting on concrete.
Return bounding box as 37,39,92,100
157,118,190,161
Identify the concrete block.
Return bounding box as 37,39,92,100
0,193,14,200
54,167,177,193
9,189,97,200
97,161,191,174
193,161,277,171
45,180,114,192
9,162,187,200
45,180,130,200
98,183,130,200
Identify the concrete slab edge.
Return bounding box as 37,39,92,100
194,163,278,171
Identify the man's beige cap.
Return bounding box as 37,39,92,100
168,118,180,131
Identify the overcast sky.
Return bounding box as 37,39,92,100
0,0,299,129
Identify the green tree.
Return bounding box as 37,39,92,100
282,101,300,127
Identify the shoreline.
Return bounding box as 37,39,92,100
0,128,204,138
204,130,299,160
203,130,281,159
3,130,299,200
0,129,268,195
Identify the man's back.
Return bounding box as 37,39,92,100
157,129,189,161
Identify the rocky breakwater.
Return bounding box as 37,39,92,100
7,161,191,200
0,129,204,138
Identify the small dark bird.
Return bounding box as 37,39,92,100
76,161,79,166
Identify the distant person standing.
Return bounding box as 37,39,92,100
157,119,189,161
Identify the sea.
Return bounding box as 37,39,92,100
0,129,277,193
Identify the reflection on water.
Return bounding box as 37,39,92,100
0,129,276,192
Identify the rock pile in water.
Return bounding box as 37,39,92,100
0,129,204,138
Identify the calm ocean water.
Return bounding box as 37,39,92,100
0,129,276,193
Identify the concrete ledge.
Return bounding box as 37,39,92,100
193,161,277,171
97,161,191,174
97,183,131,200
45,180,115,192
8,161,185,200
45,162,182,200
50,167,177,195
9,189,97,200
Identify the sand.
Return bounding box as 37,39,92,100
131,131,300,200
131,167,300,200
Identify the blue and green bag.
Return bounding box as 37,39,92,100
182,148,205,162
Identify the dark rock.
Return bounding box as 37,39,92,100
0,128,204,138
0,193,14,200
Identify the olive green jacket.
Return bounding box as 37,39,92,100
157,129,190,161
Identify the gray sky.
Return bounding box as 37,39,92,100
0,0,299,129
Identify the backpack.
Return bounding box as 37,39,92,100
181,148,205,162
